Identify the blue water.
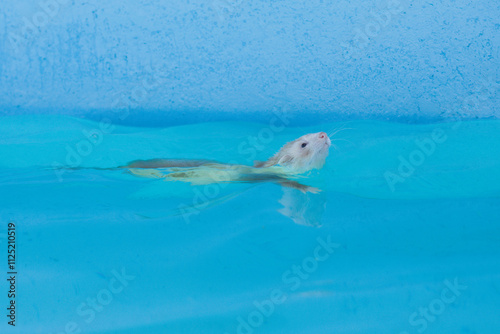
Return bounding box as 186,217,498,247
0,115,499,334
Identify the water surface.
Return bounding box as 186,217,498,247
0,115,499,333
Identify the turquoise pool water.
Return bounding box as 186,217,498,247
1,115,499,334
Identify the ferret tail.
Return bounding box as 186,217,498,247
253,160,267,168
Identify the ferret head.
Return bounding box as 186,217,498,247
255,132,331,173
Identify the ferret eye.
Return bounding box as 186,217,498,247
301,143,307,148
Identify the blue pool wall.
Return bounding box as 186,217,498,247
0,0,498,126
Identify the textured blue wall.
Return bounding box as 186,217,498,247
0,0,498,124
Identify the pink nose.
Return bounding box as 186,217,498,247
318,132,327,139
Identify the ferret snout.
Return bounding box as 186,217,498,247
318,132,331,146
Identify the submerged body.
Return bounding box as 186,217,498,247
125,132,331,192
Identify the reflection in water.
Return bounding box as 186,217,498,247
126,166,329,226
278,187,327,227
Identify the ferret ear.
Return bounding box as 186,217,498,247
278,154,293,165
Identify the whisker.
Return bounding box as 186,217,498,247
330,141,339,152
329,126,353,135
327,122,355,138
325,122,356,153
332,138,355,146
